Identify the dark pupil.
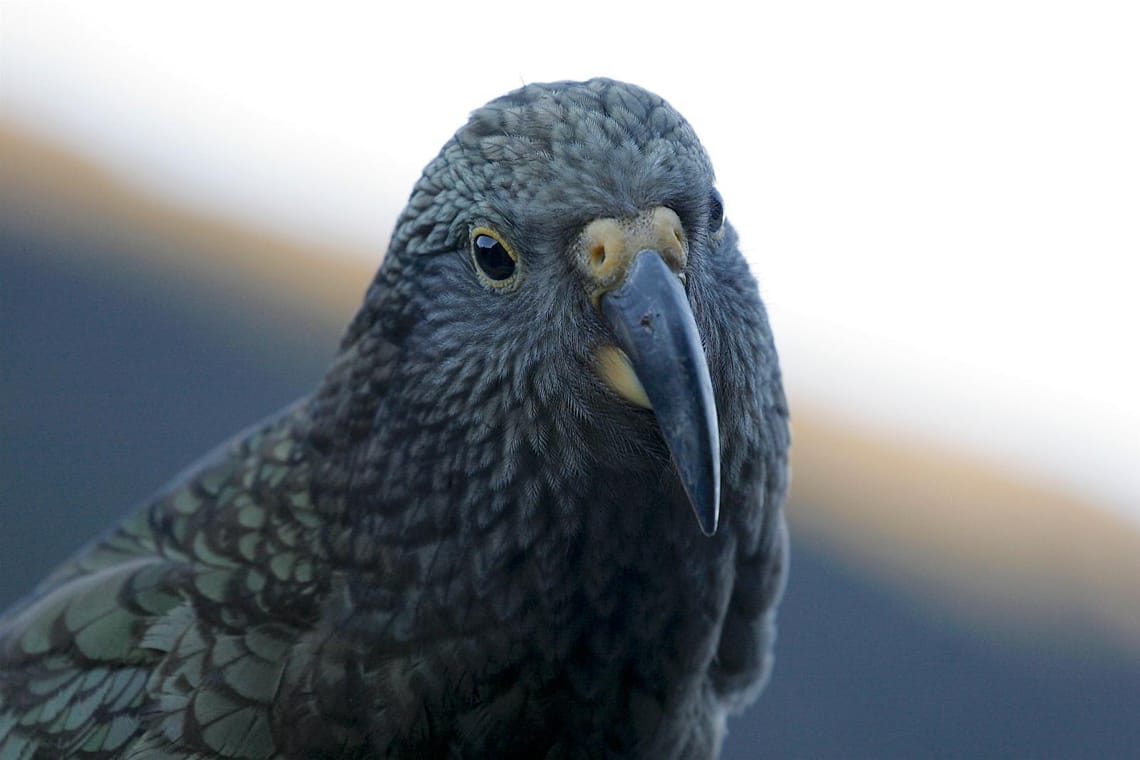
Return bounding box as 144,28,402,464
474,235,516,280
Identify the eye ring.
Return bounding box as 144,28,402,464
470,226,520,289
708,188,726,241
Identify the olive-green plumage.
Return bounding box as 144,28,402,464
0,79,789,759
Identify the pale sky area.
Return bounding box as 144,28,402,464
2,1,1137,522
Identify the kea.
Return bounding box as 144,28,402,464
0,78,789,759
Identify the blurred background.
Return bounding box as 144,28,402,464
2,2,1137,757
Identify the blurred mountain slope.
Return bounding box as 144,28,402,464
2,123,1138,758
793,411,1140,654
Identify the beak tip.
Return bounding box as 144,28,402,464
693,482,720,537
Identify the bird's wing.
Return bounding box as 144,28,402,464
0,406,323,759
0,544,184,757
0,569,305,760
122,599,301,759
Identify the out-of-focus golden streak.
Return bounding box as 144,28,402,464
0,121,371,332
4,121,1136,656
788,411,1140,654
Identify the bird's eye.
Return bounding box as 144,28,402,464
470,228,519,288
708,188,726,240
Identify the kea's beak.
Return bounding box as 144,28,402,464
584,208,720,536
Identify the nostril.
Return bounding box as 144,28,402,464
590,243,607,271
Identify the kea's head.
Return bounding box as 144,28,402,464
316,79,780,544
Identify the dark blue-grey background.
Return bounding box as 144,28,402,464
3,217,1137,759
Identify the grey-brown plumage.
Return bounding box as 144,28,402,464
0,79,789,759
